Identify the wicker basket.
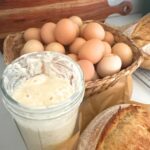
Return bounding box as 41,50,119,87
3,21,143,98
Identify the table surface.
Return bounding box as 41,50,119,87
0,13,150,150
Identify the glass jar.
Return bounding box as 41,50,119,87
0,52,84,150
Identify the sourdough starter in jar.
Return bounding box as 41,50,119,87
1,52,84,150
13,74,74,108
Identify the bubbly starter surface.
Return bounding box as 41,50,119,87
13,74,74,108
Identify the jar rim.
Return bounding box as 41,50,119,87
0,52,85,119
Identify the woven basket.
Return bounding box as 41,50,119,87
3,21,143,98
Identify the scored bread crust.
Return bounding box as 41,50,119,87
97,105,150,150
131,13,150,48
77,104,130,150
77,104,150,150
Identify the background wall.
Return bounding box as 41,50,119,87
142,0,150,15
106,0,148,27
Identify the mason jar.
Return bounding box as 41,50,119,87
0,52,84,150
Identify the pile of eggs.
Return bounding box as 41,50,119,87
21,16,133,81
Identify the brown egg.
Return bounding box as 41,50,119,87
92,71,99,80
45,42,65,54
40,22,56,44
21,40,44,55
78,60,95,81
67,53,78,61
112,42,133,68
55,18,77,45
83,22,105,40
96,54,122,78
73,23,80,37
23,28,41,41
104,31,115,46
80,23,87,36
69,37,86,54
70,16,83,27
78,39,105,64
103,41,112,56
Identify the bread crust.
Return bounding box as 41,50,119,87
77,104,129,150
97,105,150,150
77,104,150,150
131,13,150,48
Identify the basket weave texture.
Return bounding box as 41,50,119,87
3,21,143,98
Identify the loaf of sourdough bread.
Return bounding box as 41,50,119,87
78,104,150,150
